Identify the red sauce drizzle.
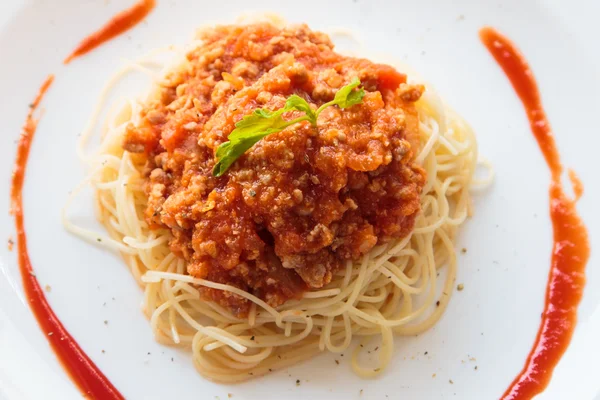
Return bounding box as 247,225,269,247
64,0,156,64
10,76,124,400
480,27,590,400
568,169,584,201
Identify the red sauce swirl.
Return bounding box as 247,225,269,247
480,26,590,400
64,0,156,64
10,0,157,396
10,77,125,399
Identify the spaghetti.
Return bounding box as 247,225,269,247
63,21,484,383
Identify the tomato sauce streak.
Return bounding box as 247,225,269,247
64,0,156,64
10,76,124,400
480,27,590,400
568,169,584,201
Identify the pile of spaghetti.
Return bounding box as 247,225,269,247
65,20,485,383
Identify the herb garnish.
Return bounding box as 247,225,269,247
212,78,365,176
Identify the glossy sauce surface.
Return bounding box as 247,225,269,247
123,23,426,315
480,26,590,400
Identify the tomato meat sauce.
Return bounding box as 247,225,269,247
124,23,426,315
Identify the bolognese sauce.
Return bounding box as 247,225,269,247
123,23,426,315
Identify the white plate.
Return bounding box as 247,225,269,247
1,0,599,399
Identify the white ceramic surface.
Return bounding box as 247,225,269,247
0,0,599,399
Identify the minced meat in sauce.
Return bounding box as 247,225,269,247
123,23,426,316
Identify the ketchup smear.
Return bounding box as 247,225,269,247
9,1,156,397
64,0,156,64
10,76,124,399
480,27,590,400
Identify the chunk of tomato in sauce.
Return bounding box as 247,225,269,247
376,64,407,91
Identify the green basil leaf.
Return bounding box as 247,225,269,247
333,77,365,108
213,131,273,177
285,95,316,124
228,108,287,141
212,78,365,177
